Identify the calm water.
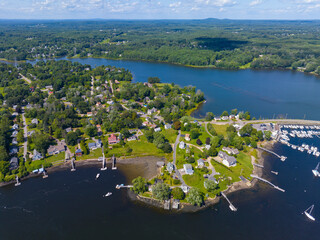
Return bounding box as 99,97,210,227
55,58,320,120
1,142,320,240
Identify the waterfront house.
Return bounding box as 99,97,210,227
222,147,239,155
214,117,221,121
185,134,191,141
172,199,180,209
75,148,83,157
9,157,19,170
157,161,165,167
183,164,194,175
33,149,43,160
197,159,205,168
167,162,174,173
108,134,120,145
223,156,237,167
179,141,186,149
221,116,229,121
47,141,66,155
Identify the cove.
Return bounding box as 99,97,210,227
53,57,320,120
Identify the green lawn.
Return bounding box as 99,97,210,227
162,128,178,143
211,124,228,137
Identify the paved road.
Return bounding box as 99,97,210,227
172,130,186,185
22,110,28,161
19,73,32,84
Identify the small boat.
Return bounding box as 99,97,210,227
103,192,112,197
96,173,100,180
304,205,316,221
312,163,320,177
271,171,278,175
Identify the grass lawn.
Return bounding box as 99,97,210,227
46,152,65,163
211,124,228,137
162,128,178,143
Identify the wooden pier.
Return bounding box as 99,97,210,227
111,154,117,170
258,146,287,161
221,192,237,211
251,174,285,192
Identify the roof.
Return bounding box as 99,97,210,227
183,164,193,170
75,148,83,153
225,156,237,165
88,142,96,148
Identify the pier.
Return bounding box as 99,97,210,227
71,158,76,172
116,184,133,189
221,192,237,211
111,154,117,170
258,147,287,161
253,163,264,168
251,174,285,192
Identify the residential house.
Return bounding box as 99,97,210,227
179,141,186,149
183,164,194,175
108,134,120,145
88,142,98,150
75,148,83,157
33,149,43,160
218,151,228,159
31,119,39,125
164,124,172,130
12,112,19,117
197,159,205,168
9,157,19,170
214,117,221,121
222,147,239,155
11,130,18,137
65,127,72,133
27,130,35,136
185,134,191,141
147,107,157,115
154,127,161,132
223,156,237,167
12,124,19,130
127,135,138,141
9,147,18,155
181,184,190,193
221,116,229,121
47,141,66,155
167,162,174,173
205,144,211,150
12,138,18,145
143,82,153,88
87,112,93,117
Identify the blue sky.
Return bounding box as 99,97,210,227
0,0,320,20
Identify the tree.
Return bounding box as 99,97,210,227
257,131,264,141
148,77,161,84
132,176,147,194
186,188,203,206
186,156,195,163
205,137,211,145
145,129,154,142
265,131,272,141
85,125,98,137
204,180,218,192
120,128,131,139
172,187,185,200
80,140,89,155
205,112,214,121
17,131,24,143
190,128,200,139
173,120,181,130
152,182,171,200
33,133,51,156
239,124,253,137
196,139,203,145
231,109,238,115
251,140,257,148
207,146,218,157
66,132,79,146
221,111,229,117
162,142,173,153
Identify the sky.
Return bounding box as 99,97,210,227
0,0,320,20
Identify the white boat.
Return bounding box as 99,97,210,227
304,205,316,221
312,163,320,177
103,192,112,197
96,173,100,179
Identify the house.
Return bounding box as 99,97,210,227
11,130,18,137
221,116,229,121
183,164,194,175
229,115,236,120
12,112,19,117
223,156,237,167
9,147,18,155
205,144,211,150
9,157,19,170
33,149,43,160
31,119,39,125
172,199,180,209
222,147,239,155
65,127,72,133
218,151,228,159
185,134,191,141
214,117,221,121
47,141,67,155
27,130,35,136
164,124,172,130
197,159,205,168
12,124,19,130
127,135,138,141
179,141,186,149
88,142,98,150
147,107,157,115
108,134,120,145
167,162,175,173
75,148,83,157
143,82,153,88
181,184,190,193
12,138,18,145
154,127,161,132
87,112,93,117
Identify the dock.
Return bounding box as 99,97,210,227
251,174,285,192
253,163,264,168
111,154,117,170
116,184,133,189
258,146,287,161
221,192,237,211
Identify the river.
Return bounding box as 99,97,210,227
1,58,320,239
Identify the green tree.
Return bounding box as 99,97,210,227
205,112,214,121
162,142,173,153
33,133,51,156
152,182,171,200
172,187,185,200
265,131,272,141
190,128,200,139
221,111,229,117
173,120,181,130
66,132,79,146
186,188,204,206
148,77,161,84
120,128,131,139
85,125,98,137
80,140,89,155
17,131,24,143
132,176,147,194
0,146,9,162
204,180,218,192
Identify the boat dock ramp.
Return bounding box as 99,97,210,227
251,174,285,192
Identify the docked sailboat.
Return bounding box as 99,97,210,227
312,162,320,177
304,205,316,221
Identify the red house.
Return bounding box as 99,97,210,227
108,134,120,145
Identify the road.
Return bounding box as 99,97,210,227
172,130,186,185
19,73,32,84
204,122,214,138
22,109,28,161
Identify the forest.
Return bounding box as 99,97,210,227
0,19,320,75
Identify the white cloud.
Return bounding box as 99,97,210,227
169,2,182,8
249,0,263,6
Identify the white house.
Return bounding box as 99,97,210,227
154,127,161,132
185,134,191,141
179,141,186,149
31,119,39,125
167,162,174,173
222,156,237,167
164,124,172,130
183,164,194,175
197,159,205,168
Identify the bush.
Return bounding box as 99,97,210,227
172,187,185,200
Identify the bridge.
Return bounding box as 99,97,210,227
258,147,287,161
251,175,285,192
221,192,237,212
